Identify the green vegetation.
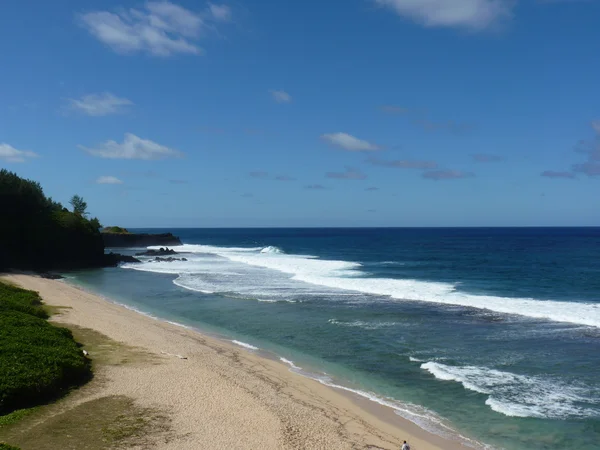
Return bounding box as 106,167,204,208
0,408,38,426
0,282,91,415
69,194,88,217
101,226,130,234
0,396,170,450
0,283,47,319
0,443,21,450
0,169,104,270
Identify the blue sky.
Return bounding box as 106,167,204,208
1,0,599,227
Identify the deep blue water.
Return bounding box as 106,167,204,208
70,228,600,449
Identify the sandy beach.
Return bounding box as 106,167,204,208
2,274,473,450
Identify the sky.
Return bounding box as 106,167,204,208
1,0,599,227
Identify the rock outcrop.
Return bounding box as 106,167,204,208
103,253,142,266
152,257,188,262
135,248,178,256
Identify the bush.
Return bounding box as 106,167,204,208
0,283,91,415
0,443,21,450
102,226,130,234
0,283,47,319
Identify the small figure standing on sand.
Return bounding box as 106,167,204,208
401,440,411,450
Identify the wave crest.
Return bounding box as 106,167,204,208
421,361,600,419
260,246,284,254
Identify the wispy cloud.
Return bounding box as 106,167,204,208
241,193,254,198
80,2,232,56
413,118,475,134
472,153,504,162
422,170,474,180
572,162,600,176
270,90,292,103
321,133,379,151
305,184,327,190
249,171,269,179
169,179,189,184
0,143,38,163
379,105,409,115
248,171,296,181
367,156,437,169
96,175,124,184
80,133,182,160
209,3,231,21
365,186,379,191
379,105,474,134
325,167,367,180
541,170,576,179
545,120,600,179
67,92,133,116
374,0,513,31
196,126,226,134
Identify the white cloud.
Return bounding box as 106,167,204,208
80,133,182,160
80,1,226,56
592,120,600,135
321,132,379,151
375,0,512,30
209,3,232,21
0,143,38,163
96,176,124,184
68,92,133,116
270,90,292,103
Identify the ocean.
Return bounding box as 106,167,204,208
67,228,600,449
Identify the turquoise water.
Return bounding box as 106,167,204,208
69,228,600,449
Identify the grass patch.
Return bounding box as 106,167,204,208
0,282,91,415
42,305,71,317
66,325,156,367
0,396,170,450
0,283,47,319
0,443,21,449
0,409,38,427
101,226,130,234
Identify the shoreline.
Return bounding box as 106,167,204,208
3,274,479,449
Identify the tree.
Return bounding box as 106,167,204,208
69,195,88,217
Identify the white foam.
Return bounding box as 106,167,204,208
231,340,259,350
421,361,600,419
280,357,302,370
261,246,284,254
328,319,397,330
125,242,600,328
409,357,423,362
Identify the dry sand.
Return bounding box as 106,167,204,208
4,274,475,450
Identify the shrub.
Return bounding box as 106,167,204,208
0,283,47,319
102,226,130,234
0,443,21,450
0,283,91,415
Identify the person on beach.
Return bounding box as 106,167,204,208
401,440,410,450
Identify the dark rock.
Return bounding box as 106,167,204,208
38,272,64,280
103,253,142,266
102,232,182,248
135,247,178,256
152,257,187,262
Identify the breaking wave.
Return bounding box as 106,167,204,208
421,361,600,419
122,242,600,328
